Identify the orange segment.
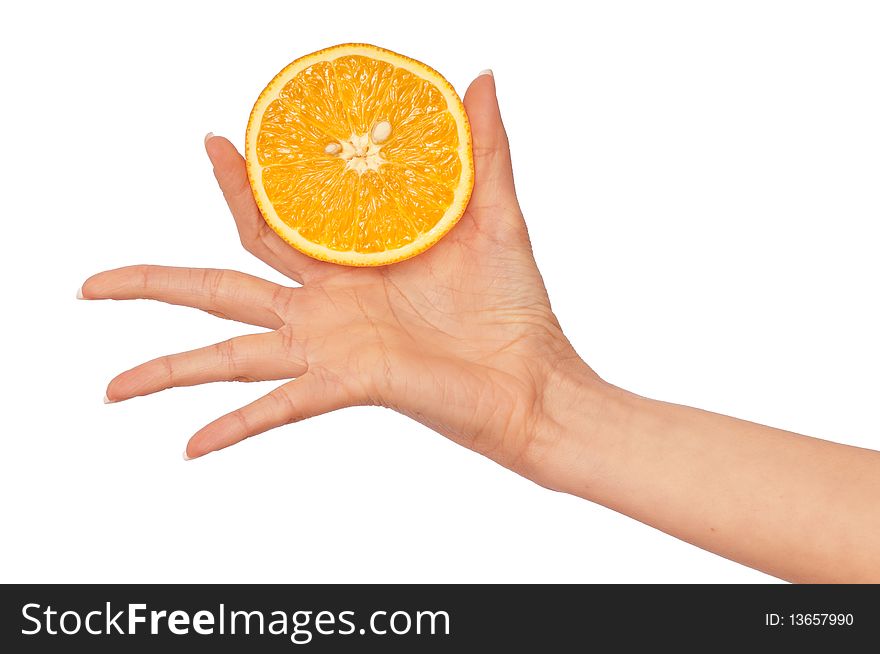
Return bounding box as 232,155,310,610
245,43,474,266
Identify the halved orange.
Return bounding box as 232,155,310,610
245,43,474,266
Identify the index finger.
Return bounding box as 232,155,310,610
206,135,326,285
80,265,287,329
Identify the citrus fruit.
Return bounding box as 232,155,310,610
245,43,474,266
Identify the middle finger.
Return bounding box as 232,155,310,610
105,330,306,402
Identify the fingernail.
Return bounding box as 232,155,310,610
183,448,192,461
103,394,114,404
479,69,494,78
76,286,84,300
204,132,215,145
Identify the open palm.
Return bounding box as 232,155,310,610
82,73,587,475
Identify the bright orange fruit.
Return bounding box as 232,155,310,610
245,43,474,266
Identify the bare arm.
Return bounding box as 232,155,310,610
533,364,880,582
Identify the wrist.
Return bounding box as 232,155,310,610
524,358,638,495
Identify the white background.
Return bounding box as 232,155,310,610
1,1,878,583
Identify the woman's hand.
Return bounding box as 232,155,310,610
81,72,595,476
81,71,880,582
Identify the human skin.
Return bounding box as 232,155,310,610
80,72,880,583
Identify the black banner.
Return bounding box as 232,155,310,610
1,584,877,650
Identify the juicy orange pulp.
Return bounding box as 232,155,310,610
246,44,474,266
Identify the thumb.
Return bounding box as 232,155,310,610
462,71,520,219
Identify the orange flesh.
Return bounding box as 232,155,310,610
255,55,463,254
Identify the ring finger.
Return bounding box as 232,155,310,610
105,330,307,402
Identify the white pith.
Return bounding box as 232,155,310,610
335,132,387,174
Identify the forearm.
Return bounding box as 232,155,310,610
532,362,880,582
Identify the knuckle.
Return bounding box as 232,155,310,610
205,268,226,301
257,220,275,243
270,285,296,316
229,408,251,435
278,326,297,353
214,338,240,369
134,264,153,290
270,388,298,424
277,327,307,368
157,355,176,385
239,233,256,253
